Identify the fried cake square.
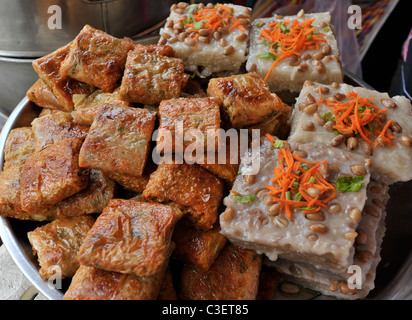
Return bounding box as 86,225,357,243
59,25,135,92
28,215,95,279
20,138,89,214
79,104,156,177
119,51,187,105
143,162,224,230
77,199,182,277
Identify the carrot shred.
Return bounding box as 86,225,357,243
318,91,397,148
264,136,337,220
178,4,245,51
258,17,327,82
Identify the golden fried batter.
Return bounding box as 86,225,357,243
60,25,135,92
77,199,182,277
78,104,156,177
179,244,262,300
20,138,89,214
143,162,224,230
31,111,89,152
173,219,227,271
3,127,35,170
119,51,187,105
32,43,95,112
28,215,95,279
207,72,286,128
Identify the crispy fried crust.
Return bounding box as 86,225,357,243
77,199,182,277
32,43,95,112
133,43,175,57
59,25,135,92
26,79,65,111
143,163,224,230
20,138,89,214
27,215,95,279
173,219,227,271
78,104,156,177
207,72,285,128
63,263,168,300
3,127,35,170
31,111,89,152
40,169,115,219
179,244,262,300
157,97,221,152
119,51,187,105
0,165,28,219
71,89,132,126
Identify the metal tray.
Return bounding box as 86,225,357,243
1,72,412,300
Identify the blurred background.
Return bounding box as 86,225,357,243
0,0,408,117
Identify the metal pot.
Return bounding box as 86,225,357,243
0,0,176,114
0,0,176,58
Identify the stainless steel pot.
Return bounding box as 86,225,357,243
0,56,38,115
0,0,176,58
0,1,176,114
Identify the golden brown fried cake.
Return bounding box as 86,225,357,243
71,88,132,126
26,79,65,111
119,51,188,105
0,165,28,219
20,138,89,214
199,143,240,186
157,97,221,152
27,215,95,279
207,72,286,128
79,104,156,177
32,43,95,112
143,162,224,230
133,43,175,57
40,169,115,219
31,111,89,152
173,219,227,271
63,264,168,300
59,25,135,92
77,199,182,277
179,244,262,300
3,127,35,170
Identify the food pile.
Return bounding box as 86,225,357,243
1,2,412,300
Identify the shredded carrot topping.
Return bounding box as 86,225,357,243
317,91,396,147
258,18,327,82
179,3,246,51
264,135,337,220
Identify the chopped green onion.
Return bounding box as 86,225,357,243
299,206,315,211
323,26,331,32
280,21,289,33
272,140,284,149
285,191,291,201
292,181,300,189
295,192,303,201
233,194,256,203
336,175,364,192
256,52,278,60
332,129,340,136
309,176,316,183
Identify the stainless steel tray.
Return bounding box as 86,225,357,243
1,72,412,300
